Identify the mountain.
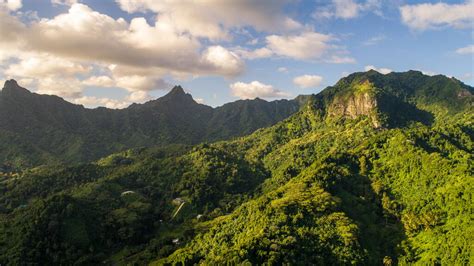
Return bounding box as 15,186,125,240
0,81,305,168
0,71,472,265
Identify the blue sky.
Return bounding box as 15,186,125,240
0,0,472,108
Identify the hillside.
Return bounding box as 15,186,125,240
0,81,306,168
0,71,472,265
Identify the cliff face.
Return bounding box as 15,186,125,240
327,80,382,128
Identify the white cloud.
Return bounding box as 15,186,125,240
0,2,248,108
277,67,288,73
247,38,259,45
266,32,332,60
84,74,170,92
456,44,474,54
17,77,34,87
237,32,356,63
51,0,77,6
3,54,91,99
400,1,474,30
83,75,115,87
195,98,205,104
5,55,91,78
293,75,323,88
0,0,22,11
114,0,302,40
325,55,356,64
362,35,385,46
200,46,244,76
364,65,392,74
313,0,381,20
115,75,170,92
0,4,244,78
421,70,437,76
72,96,130,109
235,47,273,60
36,77,83,98
126,90,150,102
333,0,359,19
230,81,290,99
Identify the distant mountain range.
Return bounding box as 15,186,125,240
0,80,309,168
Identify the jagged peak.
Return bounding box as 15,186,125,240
1,79,31,96
140,85,197,107
4,79,18,88
167,85,186,96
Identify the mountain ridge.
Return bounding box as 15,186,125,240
0,70,472,169
0,70,472,265
0,81,306,168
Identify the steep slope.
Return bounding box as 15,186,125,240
0,71,472,265
0,81,304,168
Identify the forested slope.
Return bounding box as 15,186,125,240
0,81,305,168
0,71,472,265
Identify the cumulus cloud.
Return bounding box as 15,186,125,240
0,3,248,107
230,81,290,99
400,1,474,30
115,75,170,92
5,55,91,78
0,4,244,77
201,46,244,76
234,31,354,63
114,0,301,40
293,75,323,88
0,0,21,11
84,74,171,92
364,65,392,74
36,77,83,98
456,44,474,54
126,91,151,102
2,54,92,99
266,32,332,60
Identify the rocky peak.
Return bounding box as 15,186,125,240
168,85,186,96
1,79,31,97
160,85,194,102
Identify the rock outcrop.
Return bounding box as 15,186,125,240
327,80,382,128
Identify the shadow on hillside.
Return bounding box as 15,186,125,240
378,95,434,128
327,155,407,265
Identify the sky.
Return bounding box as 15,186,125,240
0,0,472,108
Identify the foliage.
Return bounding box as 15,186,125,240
0,71,473,265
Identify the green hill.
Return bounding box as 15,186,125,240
0,71,472,265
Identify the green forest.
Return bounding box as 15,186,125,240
0,71,472,265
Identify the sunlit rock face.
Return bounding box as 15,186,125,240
327,80,382,128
